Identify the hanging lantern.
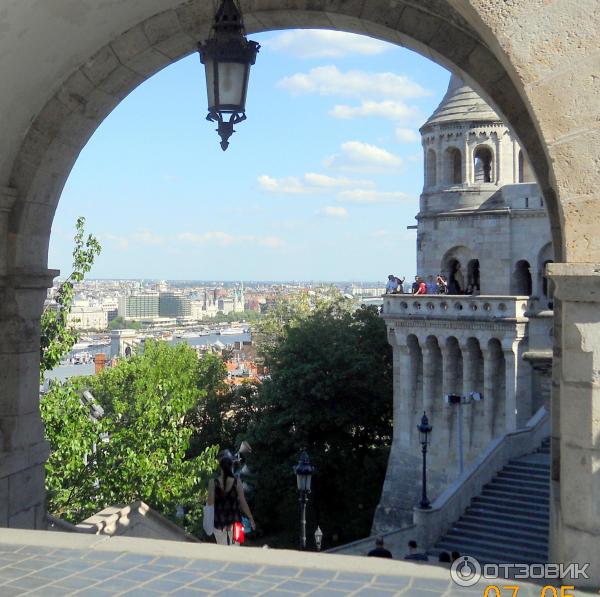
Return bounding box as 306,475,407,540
198,0,260,150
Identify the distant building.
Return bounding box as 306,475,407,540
67,300,108,330
118,293,159,320
159,292,191,318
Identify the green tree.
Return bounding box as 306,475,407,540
40,217,101,375
253,287,350,359
41,340,218,536
245,303,393,547
108,316,142,331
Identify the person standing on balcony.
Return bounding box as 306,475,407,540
414,277,427,295
386,275,399,294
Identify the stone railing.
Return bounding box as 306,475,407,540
382,294,535,322
413,406,550,550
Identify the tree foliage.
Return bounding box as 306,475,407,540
40,217,102,375
41,340,218,536
108,316,142,331
245,298,393,547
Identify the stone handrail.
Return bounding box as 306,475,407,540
383,294,535,321
413,406,550,550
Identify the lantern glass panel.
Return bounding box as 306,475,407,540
217,61,246,109
204,58,216,109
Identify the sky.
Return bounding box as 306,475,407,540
49,29,451,282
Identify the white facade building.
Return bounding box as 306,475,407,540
374,76,553,532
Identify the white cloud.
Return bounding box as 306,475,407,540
104,234,129,250
265,30,390,59
336,189,412,204
177,231,236,246
330,100,420,122
373,229,391,237
257,175,307,194
177,231,285,250
318,206,349,218
277,66,429,100
258,172,375,194
395,127,420,143
134,230,164,245
257,236,285,249
324,141,402,173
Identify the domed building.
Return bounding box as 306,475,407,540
374,75,554,532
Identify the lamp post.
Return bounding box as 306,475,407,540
444,392,483,474
417,412,432,509
198,0,260,150
294,451,315,550
314,526,323,551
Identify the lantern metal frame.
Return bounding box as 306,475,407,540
198,0,260,150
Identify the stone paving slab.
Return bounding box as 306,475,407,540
0,529,593,596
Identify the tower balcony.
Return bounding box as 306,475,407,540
382,294,536,322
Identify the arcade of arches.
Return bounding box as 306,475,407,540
0,0,599,586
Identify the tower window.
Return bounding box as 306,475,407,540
426,149,437,188
444,147,462,184
474,146,493,183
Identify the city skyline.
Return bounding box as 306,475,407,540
50,29,450,281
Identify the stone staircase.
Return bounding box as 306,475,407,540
430,437,550,564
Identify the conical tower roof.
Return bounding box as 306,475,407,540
421,75,501,130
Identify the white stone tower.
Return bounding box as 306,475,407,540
373,75,554,533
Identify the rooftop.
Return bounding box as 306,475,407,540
421,75,501,130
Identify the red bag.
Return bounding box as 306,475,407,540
233,521,245,544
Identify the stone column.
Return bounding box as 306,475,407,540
461,342,475,452
441,342,458,460
422,344,436,415
482,348,497,444
389,335,413,448
503,345,518,432
0,268,56,529
547,264,600,587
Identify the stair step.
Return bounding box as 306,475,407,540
437,535,547,562
471,497,549,518
445,527,548,552
508,459,550,472
433,541,547,566
454,519,549,541
481,487,549,504
488,479,550,497
502,466,549,480
463,509,549,531
496,471,550,485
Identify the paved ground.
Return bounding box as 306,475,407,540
0,530,592,596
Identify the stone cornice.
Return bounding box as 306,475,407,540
547,263,600,303
385,317,525,332
0,268,59,289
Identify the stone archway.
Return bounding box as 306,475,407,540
0,0,599,585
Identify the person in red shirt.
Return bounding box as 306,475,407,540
415,276,427,295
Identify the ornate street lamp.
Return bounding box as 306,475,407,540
417,411,432,509
314,526,323,551
198,0,260,150
294,451,315,549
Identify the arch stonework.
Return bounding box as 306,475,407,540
0,0,599,584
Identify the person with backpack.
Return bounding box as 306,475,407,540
207,450,256,545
